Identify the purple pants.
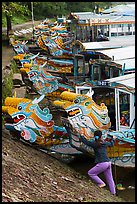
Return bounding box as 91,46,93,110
88,161,116,195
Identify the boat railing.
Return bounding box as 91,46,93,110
66,75,91,84
61,117,94,154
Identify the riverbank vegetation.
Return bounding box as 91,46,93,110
2,2,114,37
2,2,113,25
2,60,18,104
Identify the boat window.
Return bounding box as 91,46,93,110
77,58,85,76
92,87,116,130
93,66,100,80
81,89,90,94
104,66,110,79
110,67,114,78
119,91,130,126
113,68,119,77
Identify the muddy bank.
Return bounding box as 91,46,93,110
2,44,15,69
2,127,125,202
68,156,135,202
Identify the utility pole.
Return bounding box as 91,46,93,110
31,2,34,40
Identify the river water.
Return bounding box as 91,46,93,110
68,155,135,202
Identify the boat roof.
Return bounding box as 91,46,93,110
82,42,135,71
100,46,135,61
105,73,135,89
115,58,135,71
69,11,135,23
102,3,135,16
100,46,135,70
82,42,121,50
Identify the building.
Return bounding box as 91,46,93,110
67,3,135,42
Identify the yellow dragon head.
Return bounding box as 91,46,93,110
54,91,111,139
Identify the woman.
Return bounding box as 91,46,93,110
81,130,116,195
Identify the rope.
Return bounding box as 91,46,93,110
113,145,118,196
61,116,120,195
130,118,135,129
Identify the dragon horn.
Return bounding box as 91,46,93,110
32,94,45,104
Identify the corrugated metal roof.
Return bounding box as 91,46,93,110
102,4,135,16
100,46,135,61
105,73,135,89
82,42,104,50
115,58,135,70
100,46,135,70
70,12,98,20
70,12,135,22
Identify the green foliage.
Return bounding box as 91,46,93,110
31,2,113,19
2,13,7,27
10,59,18,74
2,2,31,28
2,2,31,17
2,72,13,105
32,2,67,19
11,15,29,25
2,60,18,105
2,15,30,27
65,2,112,13
2,2,113,27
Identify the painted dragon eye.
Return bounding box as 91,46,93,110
74,98,80,104
85,101,90,106
18,106,22,110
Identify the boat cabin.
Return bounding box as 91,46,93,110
76,73,135,132
67,53,123,84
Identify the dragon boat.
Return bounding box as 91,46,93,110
2,95,82,160
2,89,111,158
2,73,135,167
10,18,123,96
59,73,135,167
4,19,134,167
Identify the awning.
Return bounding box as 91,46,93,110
100,46,135,71
115,58,135,71
105,73,135,89
100,46,135,61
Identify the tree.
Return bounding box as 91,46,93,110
2,2,30,39
31,2,68,19
65,2,112,13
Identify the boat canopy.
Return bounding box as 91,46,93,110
100,46,135,61
100,46,135,72
115,58,135,72
105,73,135,90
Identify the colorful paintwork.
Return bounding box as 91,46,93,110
53,89,135,167
54,91,111,139
61,117,135,167
2,87,135,166
46,58,73,73
20,61,75,95
12,41,30,54
36,35,73,58
5,18,135,167
2,96,68,146
34,19,68,38
27,64,59,95
34,19,85,59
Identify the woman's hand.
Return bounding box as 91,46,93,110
113,135,116,140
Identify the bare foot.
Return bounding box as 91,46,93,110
99,183,106,188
